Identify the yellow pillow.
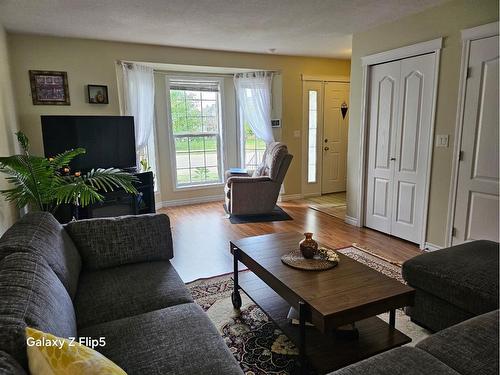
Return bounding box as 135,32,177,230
25,327,126,375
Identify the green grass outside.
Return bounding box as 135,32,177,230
174,136,266,153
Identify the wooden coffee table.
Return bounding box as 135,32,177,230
230,232,415,374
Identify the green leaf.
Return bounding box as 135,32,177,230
48,148,86,170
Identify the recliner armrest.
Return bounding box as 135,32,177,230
227,176,272,186
65,214,173,271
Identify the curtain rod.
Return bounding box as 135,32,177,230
116,60,280,76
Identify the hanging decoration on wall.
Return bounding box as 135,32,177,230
29,70,70,105
87,84,109,104
341,101,348,119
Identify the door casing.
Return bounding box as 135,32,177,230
446,21,500,247
301,76,350,198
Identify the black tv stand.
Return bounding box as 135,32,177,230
54,171,155,224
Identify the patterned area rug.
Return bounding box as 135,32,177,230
187,246,429,374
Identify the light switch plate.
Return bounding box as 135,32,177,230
293,130,301,138
436,134,449,148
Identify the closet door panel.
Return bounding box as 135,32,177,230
365,61,400,233
391,53,436,243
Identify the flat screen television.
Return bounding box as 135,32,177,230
41,115,136,172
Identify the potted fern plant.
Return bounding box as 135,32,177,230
0,131,138,215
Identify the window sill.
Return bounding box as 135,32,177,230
173,182,225,192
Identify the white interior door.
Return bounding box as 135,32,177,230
452,35,499,244
322,82,349,193
391,54,436,243
365,61,400,234
365,54,436,243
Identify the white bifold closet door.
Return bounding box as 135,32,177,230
365,53,436,243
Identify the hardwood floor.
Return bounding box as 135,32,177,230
159,199,422,282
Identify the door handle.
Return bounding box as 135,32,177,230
324,147,330,151
390,157,396,161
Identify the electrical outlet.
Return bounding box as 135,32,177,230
436,134,449,148
293,130,301,138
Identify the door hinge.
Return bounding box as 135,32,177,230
452,227,457,237
466,67,472,79
458,150,464,161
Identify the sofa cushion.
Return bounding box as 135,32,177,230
0,350,27,375
0,253,77,370
417,310,499,375
0,211,81,299
402,240,499,315
78,303,243,375
74,261,193,328
65,214,173,270
330,346,460,375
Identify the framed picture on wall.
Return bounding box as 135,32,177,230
87,84,109,104
29,70,70,105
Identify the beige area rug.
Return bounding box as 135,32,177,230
187,246,430,375
306,193,347,220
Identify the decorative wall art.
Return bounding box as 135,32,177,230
29,70,70,105
87,85,109,104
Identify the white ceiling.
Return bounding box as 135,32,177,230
0,0,447,58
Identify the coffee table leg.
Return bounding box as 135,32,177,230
299,301,307,374
231,245,242,309
389,309,396,328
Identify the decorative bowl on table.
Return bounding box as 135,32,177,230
281,246,339,271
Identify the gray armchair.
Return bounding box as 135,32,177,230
224,142,293,216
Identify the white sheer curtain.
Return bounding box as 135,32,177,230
234,71,274,144
121,63,156,170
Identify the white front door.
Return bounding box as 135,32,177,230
452,35,499,244
322,82,350,193
365,53,436,243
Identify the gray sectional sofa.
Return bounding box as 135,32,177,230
330,309,499,375
402,240,499,332
0,212,243,375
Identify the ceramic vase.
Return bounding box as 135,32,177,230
299,232,318,259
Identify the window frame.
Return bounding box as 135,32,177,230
165,75,226,191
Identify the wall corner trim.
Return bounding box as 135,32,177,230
361,37,442,66
344,215,360,227
424,242,442,252
279,193,303,202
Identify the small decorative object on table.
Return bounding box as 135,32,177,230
281,246,339,271
299,232,318,259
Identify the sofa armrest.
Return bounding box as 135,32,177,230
65,214,173,271
227,176,271,186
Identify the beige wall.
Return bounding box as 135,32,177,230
0,24,20,234
347,0,498,247
7,34,350,204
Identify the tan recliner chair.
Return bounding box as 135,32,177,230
224,142,293,216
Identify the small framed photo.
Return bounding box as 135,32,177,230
29,70,70,105
87,85,109,104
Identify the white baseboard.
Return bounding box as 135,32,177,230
423,242,442,252
156,194,225,208
302,192,321,198
344,215,360,227
279,193,303,202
